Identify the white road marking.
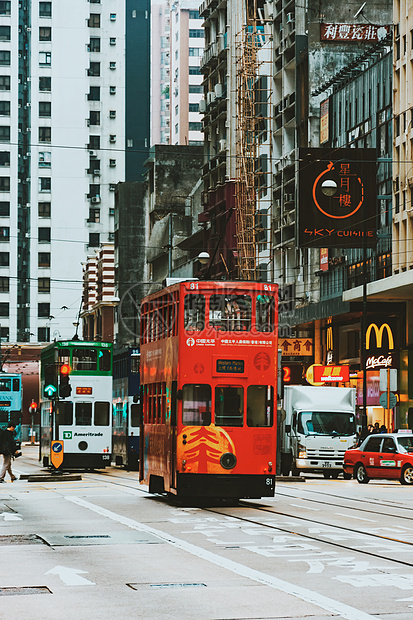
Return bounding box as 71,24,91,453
290,503,320,511
335,513,376,522
66,495,381,620
0,512,22,521
45,565,95,586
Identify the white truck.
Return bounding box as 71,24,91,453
280,385,357,479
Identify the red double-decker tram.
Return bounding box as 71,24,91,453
139,280,278,499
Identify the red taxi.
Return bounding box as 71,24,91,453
343,432,413,485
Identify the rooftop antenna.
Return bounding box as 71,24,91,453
354,2,366,18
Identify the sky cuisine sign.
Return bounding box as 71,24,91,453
365,322,397,371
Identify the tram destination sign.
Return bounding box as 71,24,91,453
216,359,245,374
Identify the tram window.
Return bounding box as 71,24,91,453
12,378,20,391
94,401,110,425
98,349,111,371
72,349,97,371
75,402,92,425
130,403,142,427
184,294,205,331
131,355,140,374
182,384,211,425
215,386,243,427
56,401,73,425
58,348,70,366
0,378,10,391
209,295,251,332
256,295,275,332
247,385,273,427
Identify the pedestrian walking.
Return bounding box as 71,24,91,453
0,423,19,482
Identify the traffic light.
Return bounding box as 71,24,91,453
59,364,72,398
29,401,38,414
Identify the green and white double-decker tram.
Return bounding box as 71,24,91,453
40,341,112,469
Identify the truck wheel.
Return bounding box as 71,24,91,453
323,471,332,479
331,471,340,479
355,463,369,484
400,465,413,485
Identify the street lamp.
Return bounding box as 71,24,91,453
321,179,338,197
197,251,210,266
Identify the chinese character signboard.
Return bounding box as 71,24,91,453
320,24,391,42
279,338,313,357
313,365,350,383
299,148,377,248
320,99,329,144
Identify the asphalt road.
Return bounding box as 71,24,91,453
1,445,413,620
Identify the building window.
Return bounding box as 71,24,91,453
189,29,204,38
87,86,100,101
0,201,9,216
109,184,116,191
89,184,100,198
0,2,11,16
0,127,10,142
189,10,200,18
189,66,200,75
0,177,9,192
0,251,8,265
88,135,100,149
89,37,100,52
88,208,100,223
38,327,50,342
38,278,50,293
39,177,51,192
0,101,9,116
189,48,201,56
88,62,100,77
39,101,51,117
39,2,52,17
109,85,116,94
39,76,51,92
89,233,100,247
109,110,116,119
0,51,10,66
0,76,10,90
109,135,116,143
189,122,202,131
38,202,51,217
38,227,51,242
109,159,116,167
39,26,51,41
90,0,101,3
0,226,9,240
0,302,9,316
38,252,51,268
89,111,100,126
39,51,51,66
39,152,51,167
0,276,9,292
188,85,202,93
0,26,10,42
38,302,50,317
39,127,51,143
0,152,9,166
189,103,199,112
109,61,116,69
175,124,178,134
88,14,101,28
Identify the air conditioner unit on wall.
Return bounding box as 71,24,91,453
214,83,223,98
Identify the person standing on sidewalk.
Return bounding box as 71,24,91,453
0,423,18,482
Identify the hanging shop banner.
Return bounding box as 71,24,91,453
278,338,313,357
298,148,377,248
313,365,350,383
320,24,391,43
320,99,329,144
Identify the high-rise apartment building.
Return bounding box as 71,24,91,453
1,1,149,344
151,0,171,145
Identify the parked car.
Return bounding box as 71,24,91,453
343,432,413,485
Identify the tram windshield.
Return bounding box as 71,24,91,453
215,386,243,427
209,295,251,331
297,411,356,436
0,378,11,391
182,384,211,426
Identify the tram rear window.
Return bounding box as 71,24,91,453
0,378,11,391
209,295,251,331
247,385,273,427
256,295,275,332
98,349,111,371
184,294,205,331
94,402,109,426
182,384,211,426
56,401,73,425
75,402,92,425
72,349,97,371
215,386,243,426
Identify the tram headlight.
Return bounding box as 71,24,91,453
298,444,307,459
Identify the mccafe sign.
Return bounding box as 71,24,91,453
365,321,398,370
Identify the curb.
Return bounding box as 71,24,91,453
19,474,82,482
